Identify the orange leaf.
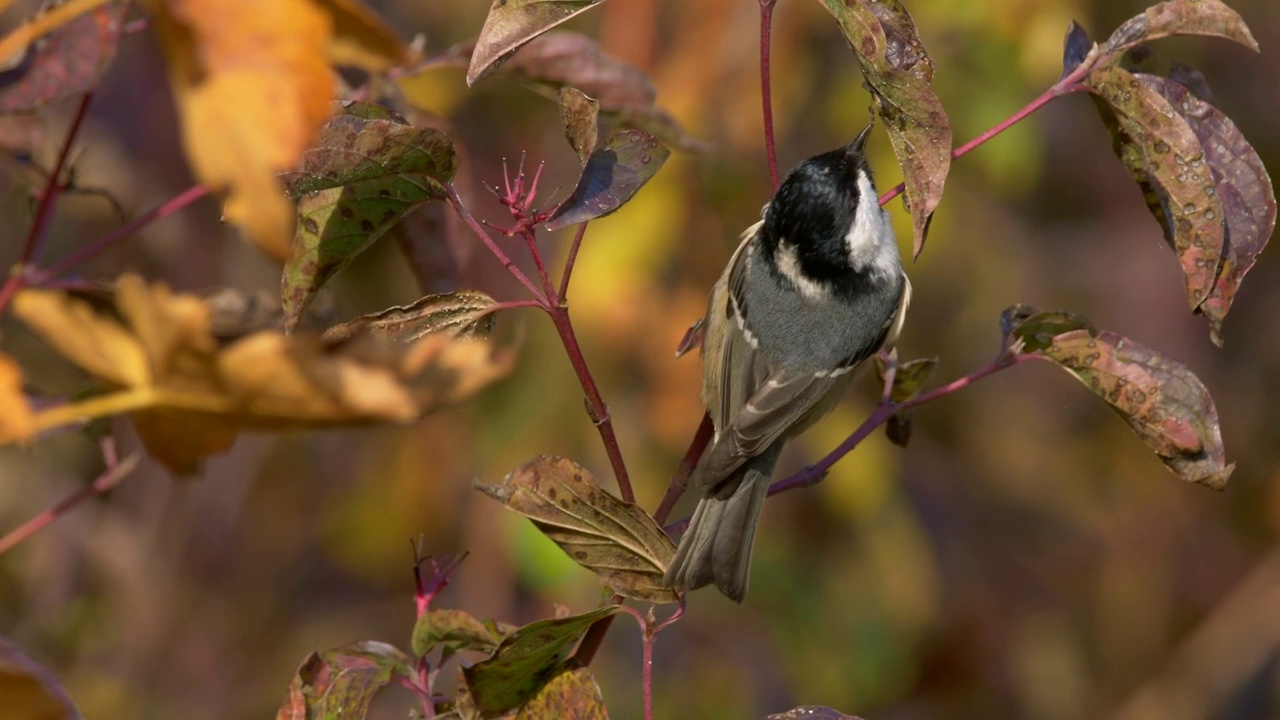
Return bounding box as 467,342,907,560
0,353,33,444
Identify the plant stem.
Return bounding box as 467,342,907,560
0,452,140,556
519,228,558,301
446,184,549,305
758,0,780,190
558,222,589,300
652,413,714,524
547,307,634,502
32,184,211,283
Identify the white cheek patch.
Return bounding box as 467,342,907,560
775,242,830,302
845,169,900,277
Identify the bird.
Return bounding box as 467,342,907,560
664,125,911,602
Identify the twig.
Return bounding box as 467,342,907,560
758,0,780,190
615,600,686,720
0,452,140,556
445,184,549,305
653,413,714,524
557,222,589,300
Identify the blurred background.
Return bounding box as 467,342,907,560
2,0,1279,718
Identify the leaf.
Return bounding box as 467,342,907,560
815,0,952,258
0,0,113,72
558,87,599,165
0,0,127,113
544,129,669,231
463,605,621,718
476,456,678,603
0,636,81,720
0,352,35,444
514,663,608,720
767,708,864,720
468,0,611,85
280,102,457,330
998,306,1096,353
313,0,409,72
1085,64,1225,313
413,608,505,658
323,291,496,345
276,642,415,720
9,275,513,473
1140,70,1276,346
1004,307,1233,489
874,355,938,448
1060,20,1094,80
1101,0,1259,63
147,0,334,260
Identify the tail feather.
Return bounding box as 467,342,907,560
664,449,780,602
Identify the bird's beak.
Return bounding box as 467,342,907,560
849,123,874,155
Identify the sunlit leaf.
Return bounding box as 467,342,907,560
1101,0,1258,63
323,291,496,345
0,352,34,444
313,0,408,72
147,0,334,260
1005,307,1233,489
514,663,608,720
1085,64,1225,313
276,642,415,720
0,0,113,72
815,0,952,258
559,86,599,165
477,456,678,602
0,636,81,720
279,102,457,330
468,0,611,85
998,305,1096,353
1140,70,1276,346
767,707,863,720
412,608,505,658
544,129,669,231
463,605,621,717
0,0,126,113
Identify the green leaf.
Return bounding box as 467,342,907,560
279,102,457,331
815,0,952,258
412,608,504,658
559,87,600,165
1100,0,1258,64
1003,307,1233,489
322,291,497,344
468,1,611,85
514,662,609,719
544,129,670,231
476,456,678,602
999,306,1096,353
875,355,939,447
463,605,621,717
1140,69,1276,346
277,642,416,720
1085,65,1225,313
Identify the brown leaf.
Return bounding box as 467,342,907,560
1005,308,1233,489
558,87,599,165
1102,0,1259,63
514,663,608,720
0,636,81,720
412,608,504,658
323,291,496,345
1085,64,1225,313
467,0,611,86
816,0,952,258
276,652,326,720
0,0,127,113
0,352,34,444
276,642,414,720
476,456,678,603
766,707,863,720
147,0,335,260
1140,70,1276,346
313,0,408,72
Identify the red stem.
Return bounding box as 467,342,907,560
445,184,549,305
653,413,714,524
519,228,558,301
0,453,140,556
759,0,780,190
558,222,589,299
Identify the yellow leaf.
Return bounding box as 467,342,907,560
12,288,150,387
0,0,112,68
313,0,409,72
0,352,33,444
148,0,335,260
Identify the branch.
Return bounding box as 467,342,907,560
653,413,713,525
557,222,589,300
758,0,780,190
0,450,140,556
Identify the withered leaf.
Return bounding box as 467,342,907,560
514,662,608,720
322,291,496,345
280,101,457,330
1140,71,1276,346
544,129,669,231
276,642,415,720
412,608,504,658
467,0,611,86
816,0,952,258
313,0,409,72
463,605,621,717
0,0,127,113
1005,307,1233,489
767,708,864,720
476,456,678,602
1085,64,1225,313
1101,0,1258,63
0,636,82,720
0,352,35,444
559,86,600,165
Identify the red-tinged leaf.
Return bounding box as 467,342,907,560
1140,70,1276,346
1085,65,1225,313
1005,308,1233,489
559,86,599,165
0,636,81,720
515,663,608,719
277,642,415,720
279,101,456,331
544,129,668,231
0,1,127,113
411,608,504,658
815,0,952,258
463,605,621,717
476,456,678,602
1101,0,1259,63
276,652,326,720
468,0,611,85
767,707,864,720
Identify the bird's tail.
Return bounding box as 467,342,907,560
664,446,781,602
